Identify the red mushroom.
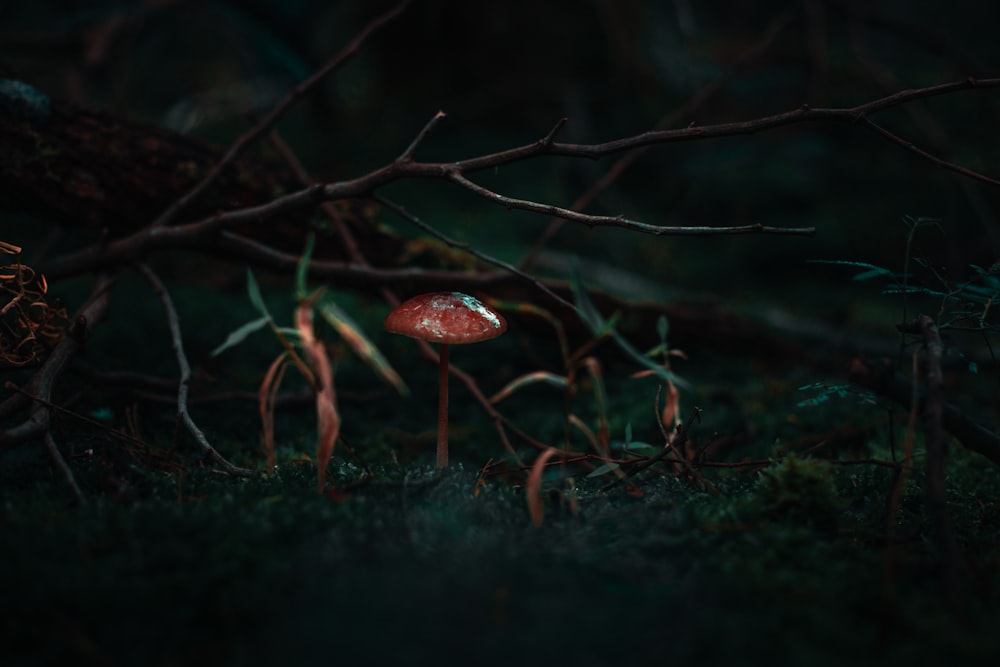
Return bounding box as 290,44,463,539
385,292,507,467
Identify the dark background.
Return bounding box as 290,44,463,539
3,0,998,307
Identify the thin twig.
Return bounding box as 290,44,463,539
4,381,157,450
882,347,921,609
41,78,1000,281
446,169,816,237
266,128,529,467
601,406,704,493
861,117,1000,187
44,431,86,506
901,315,960,605
399,110,447,162
484,77,1000,165
374,194,576,310
520,9,794,271
134,263,254,477
540,117,568,146
266,131,365,264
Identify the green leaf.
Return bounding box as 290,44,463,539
570,262,689,389
295,234,316,301
246,269,271,318
624,441,658,452
808,259,898,281
656,315,669,346
586,462,620,478
851,267,895,282
317,295,408,396
211,315,272,357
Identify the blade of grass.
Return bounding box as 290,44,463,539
212,315,272,357
489,371,569,404
527,447,560,528
259,351,290,472
317,296,408,396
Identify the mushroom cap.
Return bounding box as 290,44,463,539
384,292,507,344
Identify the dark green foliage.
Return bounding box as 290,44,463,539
745,454,844,533
0,79,51,122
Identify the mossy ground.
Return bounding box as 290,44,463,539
3,398,1000,666
2,265,1000,666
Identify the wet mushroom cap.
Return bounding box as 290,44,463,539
384,292,507,344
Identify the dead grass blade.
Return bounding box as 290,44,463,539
295,294,341,494
527,447,560,528
259,351,290,472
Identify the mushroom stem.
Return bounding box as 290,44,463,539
436,342,450,468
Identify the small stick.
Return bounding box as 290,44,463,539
135,263,254,477
901,315,960,606
399,110,447,162
374,195,575,310
45,431,85,506
601,406,703,493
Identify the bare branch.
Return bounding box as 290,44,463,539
452,77,1000,177
45,431,86,506
41,184,330,279
37,77,1000,283
135,263,254,477
399,110,447,162
520,9,795,270
373,195,576,310
860,117,1000,187
541,117,569,146
446,170,816,237
216,231,511,289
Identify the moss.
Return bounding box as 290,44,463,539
745,453,845,533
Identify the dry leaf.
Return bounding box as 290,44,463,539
296,294,341,494
527,448,560,528
258,352,289,472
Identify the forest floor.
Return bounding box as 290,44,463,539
3,267,999,667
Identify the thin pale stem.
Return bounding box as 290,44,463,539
136,263,254,477
437,343,450,468
45,431,85,506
